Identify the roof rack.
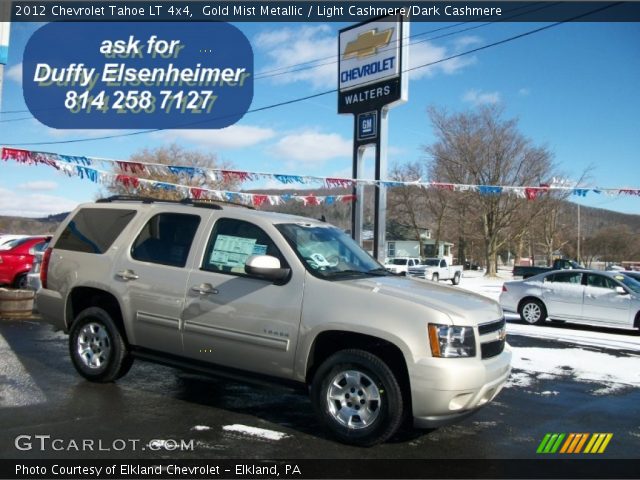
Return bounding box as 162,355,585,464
96,195,254,210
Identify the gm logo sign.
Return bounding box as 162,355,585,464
537,433,613,454
357,111,377,141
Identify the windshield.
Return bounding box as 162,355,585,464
423,259,440,266
391,259,408,265
616,274,640,294
1,237,31,250
276,223,386,280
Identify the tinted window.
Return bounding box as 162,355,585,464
131,213,200,268
203,218,285,275
56,208,136,254
586,274,616,290
546,272,582,284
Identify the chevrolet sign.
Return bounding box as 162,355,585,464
343,28,393,60
339,21,400,91
338,15,408,114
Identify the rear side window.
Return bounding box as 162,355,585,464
131,213,200,267
546,272,582,284
56,208,136,254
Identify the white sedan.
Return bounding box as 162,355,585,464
499,269,640,331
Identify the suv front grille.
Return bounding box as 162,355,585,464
478,318,506,335
481,339,505,359
479,317,506,359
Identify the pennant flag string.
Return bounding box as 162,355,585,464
0,148,355,208
2,146,640,200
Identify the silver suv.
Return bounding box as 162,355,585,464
37,197,511,446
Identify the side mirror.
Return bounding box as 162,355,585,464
614,286,627,295
245,255,290,282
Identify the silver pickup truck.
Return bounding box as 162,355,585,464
37,197,511,446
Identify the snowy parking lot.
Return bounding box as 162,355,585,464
0,271,638,461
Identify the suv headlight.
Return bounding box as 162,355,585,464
428,324,476,358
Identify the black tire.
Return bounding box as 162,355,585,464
310,349,404,447
431,273,439,282
68,307,133,383
451,272,461,285
518,298,547,326
13,273,28,289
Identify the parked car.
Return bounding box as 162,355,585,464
408,257,463,285
26,241,49,292
512,258,582,279
383,257,421,275
0,236,51,288
464,261,480,271
500,269,640,331
37,197,511,446
0,234,28,250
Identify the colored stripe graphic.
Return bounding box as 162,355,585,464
538,433,613,454
584,433,613,454
537,433,565,453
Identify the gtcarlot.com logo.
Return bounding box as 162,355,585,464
537,433,613,454
15,435,194,452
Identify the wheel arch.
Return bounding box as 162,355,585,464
304,330,412,413
517,295,547,314
66,287,128,342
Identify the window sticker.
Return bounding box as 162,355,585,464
209,235,256,268
252,244,268,255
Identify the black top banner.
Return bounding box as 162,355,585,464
4,459,640,479
9,1,640,22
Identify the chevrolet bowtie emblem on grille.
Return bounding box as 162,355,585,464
498,328,507,342
343,28,393,59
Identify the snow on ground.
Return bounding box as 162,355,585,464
222,424,289,441
191,425,211,431
512,347,640,392
457,269,640,393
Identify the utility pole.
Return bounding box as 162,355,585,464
577,203,581,263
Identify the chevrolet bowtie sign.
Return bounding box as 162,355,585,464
343,28,393,60
338,15,408,114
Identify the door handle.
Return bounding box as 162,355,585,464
116,269,139,281
191,284,219,295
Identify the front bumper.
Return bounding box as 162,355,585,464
410,344,512,428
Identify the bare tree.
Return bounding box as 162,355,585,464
425,105,555,276
388,163,428,255
102,144,238,201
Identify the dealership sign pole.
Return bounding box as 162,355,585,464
338,14,409,261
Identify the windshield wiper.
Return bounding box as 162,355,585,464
366,267,390,276
324,268,389,278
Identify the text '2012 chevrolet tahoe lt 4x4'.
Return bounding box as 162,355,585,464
37,197,511,446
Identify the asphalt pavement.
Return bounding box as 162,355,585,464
1,318,639,461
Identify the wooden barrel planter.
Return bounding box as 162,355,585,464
0,289,35,319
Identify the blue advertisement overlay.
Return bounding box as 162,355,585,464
22,22,254,129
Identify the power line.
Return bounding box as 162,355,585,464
0,2,622,147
